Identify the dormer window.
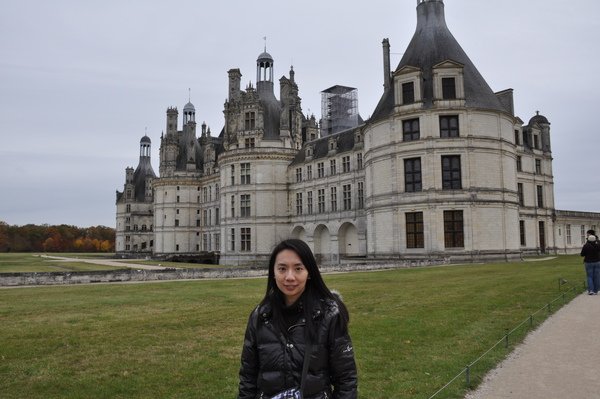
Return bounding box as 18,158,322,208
305,145,313,158
432,60,465,106
328,137,338,153
402,82,415,104
355,131,362,143
393,66,422,108
442,77,456,99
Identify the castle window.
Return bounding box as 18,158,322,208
175,219,179,227
240,163,251,184
231,195,235,218
141,242,147,250
444,210,464,248
533,134,540,149
215,208,220,225
296,168,302,183
515,130,521,145
342,156,351,173
196,219,200,227
306,165,312,180
330,187,337,212
520,221,526,246
126,189,132,199
402,82,415,104
518,183,524,206
176,195,180,203
403,118,420,141
517,156,522,172
230,165,235,185
442,155,462,189
535,159,542,174
357,182,364,209
230,228,235,251
442,77,456,99
244,112,256,130
141,224,147,231
203,210,208,226
241,228,251,252
214,233,220,251
296,193,303,215
318,189,325,213
581,225,586,245
343,184,352,210
307,191,313,214
404,158,422,192
317,162,324,178
330,159,337,175
440,115,459,138
240,194,250,217
566,224,572,245
406,212,424,249
245,138,255,148
536,185,544,208
125,236,130,242
203,234,209,251
126,204,131,212
357,153,363,169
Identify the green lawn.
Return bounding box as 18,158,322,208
0,255,586,398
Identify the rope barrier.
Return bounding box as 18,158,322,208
428,282,583,398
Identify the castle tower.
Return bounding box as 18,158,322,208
115,135,156,255
363,0,533,261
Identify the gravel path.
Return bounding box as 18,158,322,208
465,293,600,398
40,255,167,270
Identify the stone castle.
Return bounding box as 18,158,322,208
116,0,600,265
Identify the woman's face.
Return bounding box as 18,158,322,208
274,249,309,306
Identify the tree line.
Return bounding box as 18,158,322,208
0,222,115,252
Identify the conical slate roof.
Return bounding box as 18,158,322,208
372,0,505,121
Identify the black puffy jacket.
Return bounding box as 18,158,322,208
581,240,600,263
238,297,357,399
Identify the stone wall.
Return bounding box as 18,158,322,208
0,258,450,287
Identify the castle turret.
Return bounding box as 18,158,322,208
183,101,195,125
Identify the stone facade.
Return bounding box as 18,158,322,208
115,0,600,264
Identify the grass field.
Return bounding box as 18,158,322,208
0,255,586,398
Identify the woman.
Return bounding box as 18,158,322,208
581,233,600,295
238,239,357,399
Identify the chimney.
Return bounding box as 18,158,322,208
382,38,391,90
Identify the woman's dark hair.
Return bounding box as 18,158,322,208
260,239,349,342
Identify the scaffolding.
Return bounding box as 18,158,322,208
320,85,359,136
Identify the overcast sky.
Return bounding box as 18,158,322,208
1,0,599,228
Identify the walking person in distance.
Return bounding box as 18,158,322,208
237,239,357,399
581,230,600,295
